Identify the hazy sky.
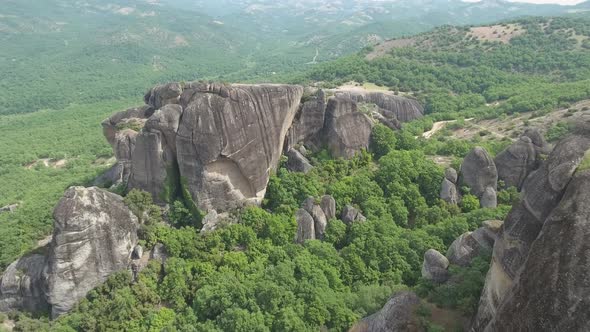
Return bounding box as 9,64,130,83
465,0,585,4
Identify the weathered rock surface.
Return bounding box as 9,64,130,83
285,148,313,173
494,136,538,190
0,187,139,318
310,205,328,240
324,97,373,159
105,82,304,212
489,170,590,331
150,243,168,262
341,205,366,224
46,187,139,317
333,90,424,123
446,220,502,266
472,135,590,331
421,249,449,283
445,167,458,184
460,147,497,198
0,254,48,313
440,178,459,205
351,291,421,332
295,208,315,243
480,186,497,208
320,195,336,220
285,89,326,150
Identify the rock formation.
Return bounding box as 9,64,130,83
105,82,304,212
341,205,366,224
0,187,139,318
285,89,326,150
480,186,497,208
446,220,502,267
421,249,449,283
320,195,336,220
103,83,426,210
471,134,590,331
0,204,18,214
460,147,497,206
324,97,374,159
295,208,315,243
350,291,421,332
440,167,460,205
285,148,313,173
333,90,424,123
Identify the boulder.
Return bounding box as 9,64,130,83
45,187,139,318
460,147,497,198
421,249,449,283
144,82,183,109
0,204,18,214
285,148,313,173
341,205,366,224
310,205,328,240
333,90,424,123
301,196,316,213
480,186,497,208
445,167,458,184
320,195,336,220
440,178,459,205
132,245,143,260
494,135,538,189
446,221,502,266
472,135,590,331
522,128,551,155
295,208,315,244
351,291,421,332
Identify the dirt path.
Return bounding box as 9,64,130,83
2,319,15,331
422,120,457,139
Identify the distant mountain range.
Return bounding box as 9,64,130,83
0,0,588,114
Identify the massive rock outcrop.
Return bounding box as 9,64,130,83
333,90,424,123
446,220,502,267
324,97,374,158
0,187,139,318
421,249,449,283
471,134,590,331
103,83,426,210
104,82,304,212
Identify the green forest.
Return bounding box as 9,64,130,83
1,14,590,332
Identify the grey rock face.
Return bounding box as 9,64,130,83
46,187,139,318
494,135,538,190
489,170,590,332
295,208,315,244
341,205,366,224
105,82,304,212
440,178,459,205
310,205,328,239
472,135,590,331
480,186,497,208
460,147,497,198
285,89,326,150
0,254,48,313
285,148,313,174
421,249,449,283
334,90,424,123
352,291,421,332
445,167,458,184
320,195,336,220
323,97,374,159
446,221,501,267
523,128,551,155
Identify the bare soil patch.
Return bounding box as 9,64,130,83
468,24,524,44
